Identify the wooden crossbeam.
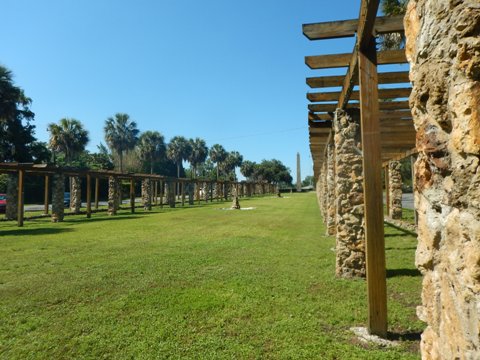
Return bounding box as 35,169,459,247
308,100,410,113
303,15,404,40
306,49,407,69
307,87,411,102
307,71,410,88
308,112,333,121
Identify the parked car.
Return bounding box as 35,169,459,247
0,193,6,213
64,192,70,207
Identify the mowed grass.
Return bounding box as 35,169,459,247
0,193,423,359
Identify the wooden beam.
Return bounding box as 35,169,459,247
303,15,404,40
308,87,411,102
44,175,49,215
86,174,92,218
307,71,410,88
359,44,387,338
306,49,407,69
130,179,135,213
309,100,410,113
17,169,25,227
95,178,99,210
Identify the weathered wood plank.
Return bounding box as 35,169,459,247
44,175,49,215
309,100,410,113
86,174,91,218
306,49,407,69
303,15,404,40
17,169,25,227
307,71,410,88
359,47,388,338
308,87,411,102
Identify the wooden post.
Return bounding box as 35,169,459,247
359,43,387,338
86,174,92,218
95,177,99,210
181,181,185,206
385,164,390,216
154,181,158,206
159,181,164,208
17,170,24,227
130,179,135,213
44,175,49,215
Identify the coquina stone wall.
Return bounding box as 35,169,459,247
333,108,366,278
326,143,336,235
70,176,82,214
108,176,119,215
406,1,480,358
5,174,18,220
388,161,403,219
142,178,152,211
51,173,65,222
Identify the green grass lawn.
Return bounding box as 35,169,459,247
0,193,423,359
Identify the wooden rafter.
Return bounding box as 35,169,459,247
303,15,404,40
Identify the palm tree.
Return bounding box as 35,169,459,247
104,113,139,172
47,118,89,164
240,160,257,181
209,144,227,180
224,151,243,180
137,131,166,174
166,136,192,178
379,0,408,50
0,65,36,162
187,138,208,178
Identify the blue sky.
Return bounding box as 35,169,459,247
2,0,364,180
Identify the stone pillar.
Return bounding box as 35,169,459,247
406,1,480,358
116,180,122,210
166,181,175,208
5,174,18,220
70,176,82,214
187,182,194,205
142,178,152,211
51,173,65,222
333,108,365,278
108,176,118,215
388,161,403,219
326,143,336,235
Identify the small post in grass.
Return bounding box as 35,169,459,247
44,175,49,215
17,169,24,227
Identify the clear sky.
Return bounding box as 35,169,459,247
2,0,364,180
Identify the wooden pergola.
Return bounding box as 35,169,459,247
0,163,274,227
303,1,416,337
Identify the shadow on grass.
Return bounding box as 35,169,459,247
385,246,417,251
387,268,421,278
63,214,144,224
384,223,417,237
388,331,422,342
1,227,75,237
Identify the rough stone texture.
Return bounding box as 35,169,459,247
326,143,336,235
142,178,152,211
187,183,194,205
51,173,65,222
388,161,403,219
70,176,82,214
166,181,175,208
333,108,366,278
108,176,119,215
406,1,480,358
5,174,18,220
203,182,210,202
115,180,122,211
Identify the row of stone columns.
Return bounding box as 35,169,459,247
315,108,407,278
2,172,274,225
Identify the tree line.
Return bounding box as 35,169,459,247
1,65,292,187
